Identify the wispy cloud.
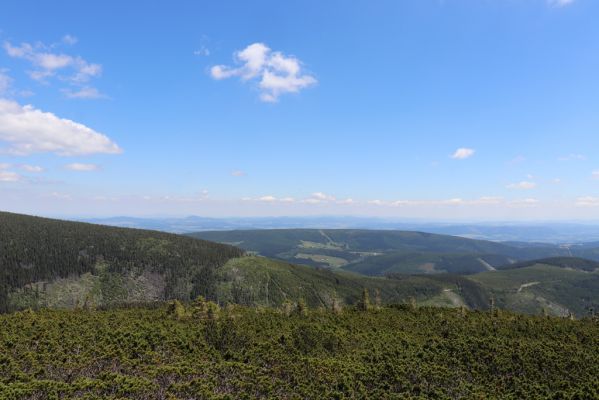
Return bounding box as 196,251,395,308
506,181,537,190
231,170,246,177
62,35,78,45
0,163,22,182
558,153,586,161
0,69,11,94
0,99,121,156
19,164,44,172
548,0,575,7
576,196,599,207
3,38,103,98
509,198,539,207
210,42,317,102
592,170,599,179
451,148,475,160
62,87,105,99
383,197,503,207
64,163,100,171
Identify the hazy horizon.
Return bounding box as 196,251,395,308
2,1,599,219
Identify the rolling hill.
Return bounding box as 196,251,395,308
0,211,492,312
0,211,243,312
190,228,571,274
3,211,599,317
471,261,599,317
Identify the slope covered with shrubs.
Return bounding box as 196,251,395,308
0,303,597,399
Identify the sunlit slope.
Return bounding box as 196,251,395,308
471,262,599,317
214,256,491,309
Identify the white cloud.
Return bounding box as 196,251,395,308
231,170,246,177
3,39,103,96
509,198,539,207
0,99,121,156
337,198,354,205
558,153,586,161
62,87,105,99
506,181,537,190
64,163,99,171
451,148,475,159
576,196,599,207
0,164,23,183
210,42,317,102
62,35,78,45
548,0,575,7
0,70,11,94
383,197,504,207
194,46,210,56
20,164,44,172
592,171,599,179
301,192,336,204
311,192,335,201
0,170,21,181
257,195,277,202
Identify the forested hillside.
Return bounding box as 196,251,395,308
190,228,570,273
0,211,244,312
1,304,598,399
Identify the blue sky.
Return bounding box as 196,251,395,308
1,0,598,219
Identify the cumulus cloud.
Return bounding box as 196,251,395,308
64,163,100,171
210,42,317,102
3,39,103,97
506,181,537,190
451,148,475,159
0,99,122,156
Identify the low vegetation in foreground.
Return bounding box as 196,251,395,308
1,302,598,399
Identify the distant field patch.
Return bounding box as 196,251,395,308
295,253,348,268
299,240,345,250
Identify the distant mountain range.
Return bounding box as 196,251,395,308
81,215,599,243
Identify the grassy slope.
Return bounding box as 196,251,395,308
497,256,599,272
216,257,439,307
471,264,599,317
1,305,598,399
214,257,492,310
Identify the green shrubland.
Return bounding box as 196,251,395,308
0,303,598,399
